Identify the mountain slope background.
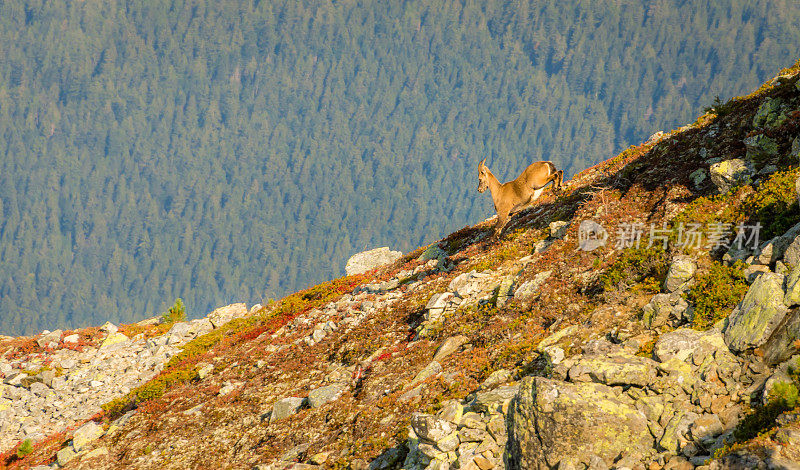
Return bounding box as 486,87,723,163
1,0,800,335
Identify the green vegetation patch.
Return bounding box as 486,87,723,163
740,168,800,241
600,246,668,292
686,261,749,330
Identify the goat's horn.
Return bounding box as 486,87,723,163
479,158,486,168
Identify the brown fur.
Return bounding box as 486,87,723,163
477,158,563,236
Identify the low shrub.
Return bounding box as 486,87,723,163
161,298,186,325
686,261,749,330
600,246,668,292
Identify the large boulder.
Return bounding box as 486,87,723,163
345,247,402,276
724,272,790,352
508,376,653,469
761,308,800,365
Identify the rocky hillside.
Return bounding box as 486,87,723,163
3,60,800,470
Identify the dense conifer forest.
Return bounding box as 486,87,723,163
1,0,798,335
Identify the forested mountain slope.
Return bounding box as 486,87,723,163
1,0,799,335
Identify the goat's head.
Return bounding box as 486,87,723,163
477,158,489,193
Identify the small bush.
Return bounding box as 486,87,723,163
733,382,799,442
687,261,749,330
161,298,186,324
16,439,33,458
601,246,668,292
703,95,735,118
739,168,800,241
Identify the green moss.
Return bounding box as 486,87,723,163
600,246,667,292
687,261,749,330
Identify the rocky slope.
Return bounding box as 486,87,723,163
3,60,800,470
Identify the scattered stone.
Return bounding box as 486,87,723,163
689,169,707,189
432,335,470,362
345,247,402,276
412,361,442,384
549,221,569,239
270,397,306,422
643,293,691,329
513,271,552,302
308,383,347,408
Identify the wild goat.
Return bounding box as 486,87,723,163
477,158,563,236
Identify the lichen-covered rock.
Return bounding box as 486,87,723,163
568,353,658,387
663,256,696,293
709,159,752,193
761,308,800,365
72,421,104,452
270,397,306,422
752,97,787,128
642,293,691,328
432,335,470,362
745,134,780,162
653,328,727,364
345,247,402,276
514,271,552,303
724,272,790,352
509,376,653,469
308,383,347,408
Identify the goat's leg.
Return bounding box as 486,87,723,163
494,210,510,237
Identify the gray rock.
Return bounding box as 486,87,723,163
549,221,569,239
709,159,752,193
72,421,104,451
207,303,248,329
724,272,790,352
663,256,696,293
745,134,780,161
514,271,552,301
472,384,520,413
345,247,402,276
752,98,787,128
307,383,347,408
568,353,658,387
424,293,459,321
270,397,306,422
642,293,691,328
689,169,707,189
57,446,78,466
36,329,62,348
432,335,469,362
509,376,652,469
410,413,456,444
63,334,79,344
653,328,728,364
412,361,442,384
761,308,800,365
783,235,800,267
